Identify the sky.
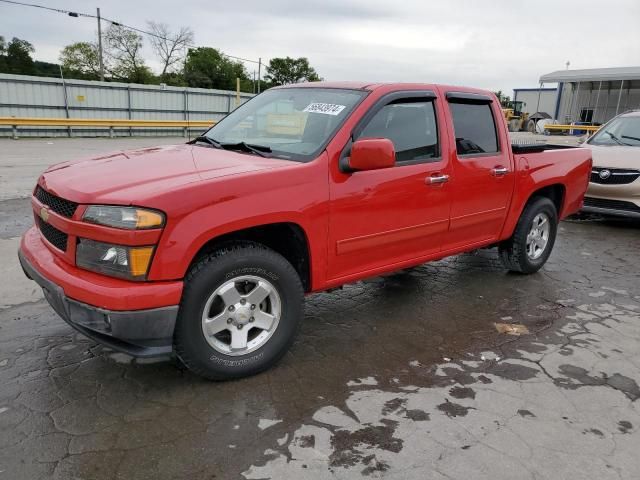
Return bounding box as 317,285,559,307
2,0,640,95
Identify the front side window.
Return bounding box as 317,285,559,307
588,115,640,147
203,88,366,161
357,101,439,163
449,103,499,156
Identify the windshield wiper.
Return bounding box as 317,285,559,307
188,136,223,148
604,131,630,146
621,135,640,143
220,142,272,157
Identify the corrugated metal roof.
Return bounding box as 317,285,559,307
513,87,557,92
540,66,640,83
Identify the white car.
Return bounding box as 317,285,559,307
583,110,640,218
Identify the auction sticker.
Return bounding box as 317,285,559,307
303,103,346,115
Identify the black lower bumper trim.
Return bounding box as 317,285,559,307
582,206,640,219
18,250,178,358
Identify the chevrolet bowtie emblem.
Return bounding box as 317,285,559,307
39,207,49,223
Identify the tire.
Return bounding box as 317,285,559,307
174,242,304,380
499,197,558,274
526,119,536,133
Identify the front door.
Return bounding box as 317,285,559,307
444,93,515,249
327,94,452,281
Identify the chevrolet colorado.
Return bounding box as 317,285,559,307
19,82,592,380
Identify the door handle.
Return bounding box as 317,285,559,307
426,174,449,185
491,166,509,176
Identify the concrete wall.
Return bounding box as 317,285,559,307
512,88,557,117
0,73,254,137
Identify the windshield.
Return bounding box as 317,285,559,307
588,115,640,147
202,87,367,161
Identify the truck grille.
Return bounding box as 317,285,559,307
36,217,68,251
590,168,640,185
34,186,78,218
584,197,640,214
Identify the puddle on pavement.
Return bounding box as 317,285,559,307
243,295,640,479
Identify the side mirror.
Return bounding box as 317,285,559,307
346,138,396,172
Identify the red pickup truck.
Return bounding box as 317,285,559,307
19,82,591,380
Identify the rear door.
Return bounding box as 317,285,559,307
327,91,452,281
443,91,515,249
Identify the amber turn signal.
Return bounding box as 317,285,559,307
129,246,154,277
134,210,164,229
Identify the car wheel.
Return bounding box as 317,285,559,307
174,242,304,380
499,197,558,274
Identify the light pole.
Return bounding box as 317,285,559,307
257,57,262,93
97,7,105,81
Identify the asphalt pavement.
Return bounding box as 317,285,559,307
0,136,638,480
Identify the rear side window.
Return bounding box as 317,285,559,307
358,101,439,163
449,103,499,156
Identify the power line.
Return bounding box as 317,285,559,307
0,0,90,17
0,0,261,65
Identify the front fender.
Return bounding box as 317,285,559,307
147,155,330,286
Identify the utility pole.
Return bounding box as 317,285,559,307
97,7,105,81
59,65,72,137
257,57,262,93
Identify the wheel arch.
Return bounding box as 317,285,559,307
502,182,566,239
529,183,565,214
186,222,312,292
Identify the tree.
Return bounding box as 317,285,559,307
147,21,193,79
494,90,512,108
104,24,153,83
184,47,249,90
0,37,36,75
160,70,187,87
1,35,60,77
59,42,102,80
0,36,6,72
33,61,61,77
264,57,321,86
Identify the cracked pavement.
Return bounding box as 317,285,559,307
1,138,639,479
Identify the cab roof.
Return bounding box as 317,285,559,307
275,81,383,90
275,81,494,97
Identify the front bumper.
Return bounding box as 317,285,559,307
583,181,640,218
582,196,640,219
19,228,181,357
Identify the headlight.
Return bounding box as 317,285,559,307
76,239,154,281
83,206,165,230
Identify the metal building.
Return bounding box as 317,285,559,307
538,66,640,124
512,87,557,117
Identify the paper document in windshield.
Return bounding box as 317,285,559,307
303,103,346,115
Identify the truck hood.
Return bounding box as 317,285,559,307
39,144,293,204
586,144,640,169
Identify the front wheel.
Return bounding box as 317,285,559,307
174,242,304,380
499,197,558,274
